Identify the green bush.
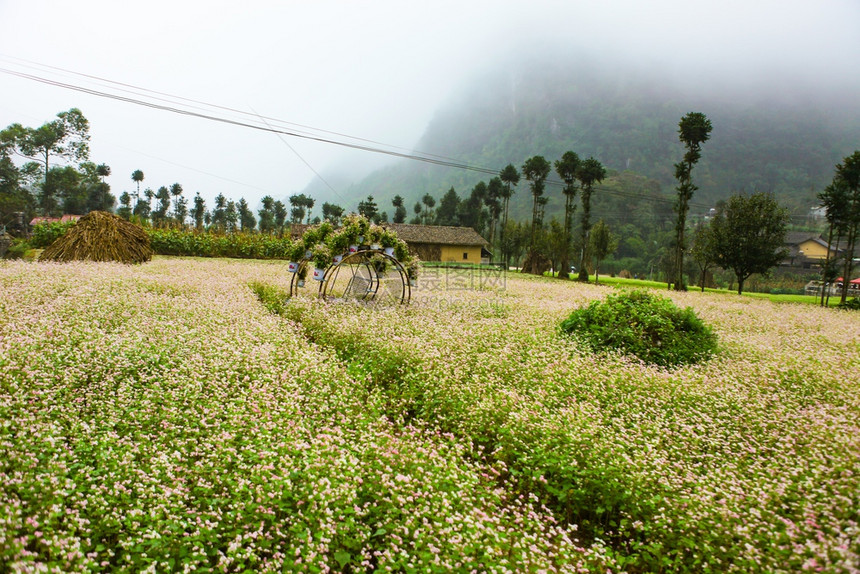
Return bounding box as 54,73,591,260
147,228,294,259
30,221,77,248
2,238,31,260
560,289,718,367
837,297,860,311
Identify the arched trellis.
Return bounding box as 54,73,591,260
289,248,411,305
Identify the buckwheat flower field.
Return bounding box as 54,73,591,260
1,258,858,573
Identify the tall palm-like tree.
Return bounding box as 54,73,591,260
576,157,606,282
96,163,111,182
673,112,712,290
131,169,144,209
485,177,503,253
521,155,551,251
554,151,580,280
499,163,520,266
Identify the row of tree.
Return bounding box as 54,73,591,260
1,108,116,225
4,109,856,299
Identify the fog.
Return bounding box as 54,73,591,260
1,0,857,212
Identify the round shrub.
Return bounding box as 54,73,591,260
560,289,718,367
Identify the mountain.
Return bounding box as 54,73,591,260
306,52,860,221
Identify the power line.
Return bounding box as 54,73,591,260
0,58,711,211
0,66,500,176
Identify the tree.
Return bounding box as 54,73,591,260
273,200,287,232
554,151,580,279
589,219,618,284
92,163,112,211
238,198,256,231
436,187,460,226
576,157,607,281
485,177,503,253
322,202,345,224
710,192,789,295
499,163,520,267
411,201,423,224
96,163,111,182
304,196,315,224
211,193,228,231
289,193,313,224
458,181,488,234
168,183,184,222
421,193,436,225
191,193,206,230
117,191,132,220
522,155,551,252
258,195,275,232
357,195,380,223
689,221,719,292
391,195,407,224
152,186,171,224
830,151,860,304
673,112,713,290
500,219,528,270
11,109,91,216
225,200,239,233
542,219,569,276
46,165,82,215
131,170,144,209
134,187,153,220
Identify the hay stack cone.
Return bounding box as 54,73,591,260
40,211,152,264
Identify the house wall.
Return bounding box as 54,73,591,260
440,245,482,263
408,242,483,263
799,240,834,260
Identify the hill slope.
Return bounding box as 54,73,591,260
307,54,860,220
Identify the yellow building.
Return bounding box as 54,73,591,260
785,232,840,268
386,224,490,264
289,222,491,263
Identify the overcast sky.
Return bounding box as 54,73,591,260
1,0,858,213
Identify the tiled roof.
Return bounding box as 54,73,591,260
29,214,82,226
290,222,488,247
785,231,822,245
385,224,488,246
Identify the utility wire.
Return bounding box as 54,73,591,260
248,105,349,206
0,67,505,175
0,59,714,211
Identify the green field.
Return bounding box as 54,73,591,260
1,258,858,572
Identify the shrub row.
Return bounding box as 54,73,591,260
146,228,294,259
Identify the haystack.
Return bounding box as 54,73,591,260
39,211,152,264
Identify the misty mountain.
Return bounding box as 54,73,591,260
306,53,860,220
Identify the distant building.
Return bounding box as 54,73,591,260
29,214,82,226
290,222,491,264
785,232,837,260
385,224,490,264
808,205,827,221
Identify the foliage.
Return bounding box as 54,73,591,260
2,238,30,260
821,150,860,304
689,221,719,292
147,228,295,259
30,220,77,248
673,111,713,290
311,244,332,269
837,297,860,310
588,219,618,283
576,157,607,281
554,151,580,279
287,215,418,279
710,192,790,294
560,290,718,367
